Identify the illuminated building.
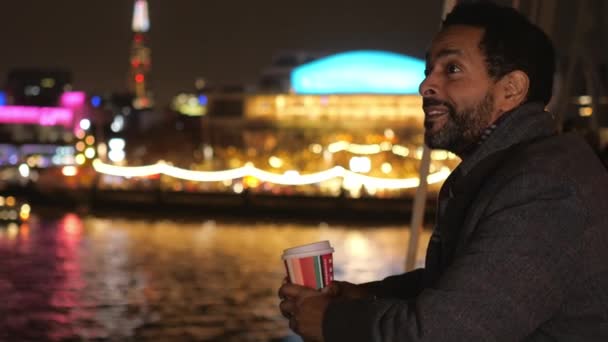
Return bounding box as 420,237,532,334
0,73,89,170
172,85,245,118
0,94,89,168
129,0,153,110
291,50,425,94
246,51,424,124
243,50,428,161
189,52,428,155
171,93,208,117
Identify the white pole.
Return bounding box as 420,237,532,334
405,145,431,270
405,0,458,271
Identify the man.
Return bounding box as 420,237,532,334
278,2,608,341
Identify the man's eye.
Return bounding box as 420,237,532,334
446,64,461,73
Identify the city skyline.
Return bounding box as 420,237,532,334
0,0,442,107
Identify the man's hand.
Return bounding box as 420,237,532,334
323,280,369,300
278,279,371,341
279,282,329,342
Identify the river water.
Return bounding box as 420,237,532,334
0,212,431,341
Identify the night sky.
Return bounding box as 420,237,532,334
0,0,443,106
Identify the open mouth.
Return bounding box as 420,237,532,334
423,106,449,120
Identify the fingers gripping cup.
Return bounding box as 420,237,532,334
282,240,334,290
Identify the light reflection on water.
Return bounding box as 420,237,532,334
0,213,431,341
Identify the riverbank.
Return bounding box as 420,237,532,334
5,185,437,225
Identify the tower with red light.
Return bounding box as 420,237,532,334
129,0,153,109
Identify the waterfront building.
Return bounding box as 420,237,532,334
0,89,96,187
0,69,97,183
237,50,458,198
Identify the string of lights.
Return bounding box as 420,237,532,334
92,159,451,190
325,140,457,161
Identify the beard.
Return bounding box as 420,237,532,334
424,92,495,155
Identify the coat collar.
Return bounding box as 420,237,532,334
456,102,558,177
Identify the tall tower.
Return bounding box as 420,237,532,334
129,0,153,109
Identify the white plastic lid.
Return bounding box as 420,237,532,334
282,240,334,260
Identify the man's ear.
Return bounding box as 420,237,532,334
498,70,529,112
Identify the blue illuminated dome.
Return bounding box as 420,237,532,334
291,50,425,95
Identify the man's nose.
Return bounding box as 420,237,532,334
419,75,437,97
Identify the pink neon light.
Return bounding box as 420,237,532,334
60,91,86,108
0,106,73,127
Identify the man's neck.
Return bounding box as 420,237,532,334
456,108,517,160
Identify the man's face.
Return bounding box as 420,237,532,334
419,25,501,154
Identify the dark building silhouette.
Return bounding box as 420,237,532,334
5,69,72,107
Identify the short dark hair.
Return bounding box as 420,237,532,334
442,2,555,105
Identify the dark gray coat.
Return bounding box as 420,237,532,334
324,103,608,341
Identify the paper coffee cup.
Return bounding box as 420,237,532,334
282,240,334,289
